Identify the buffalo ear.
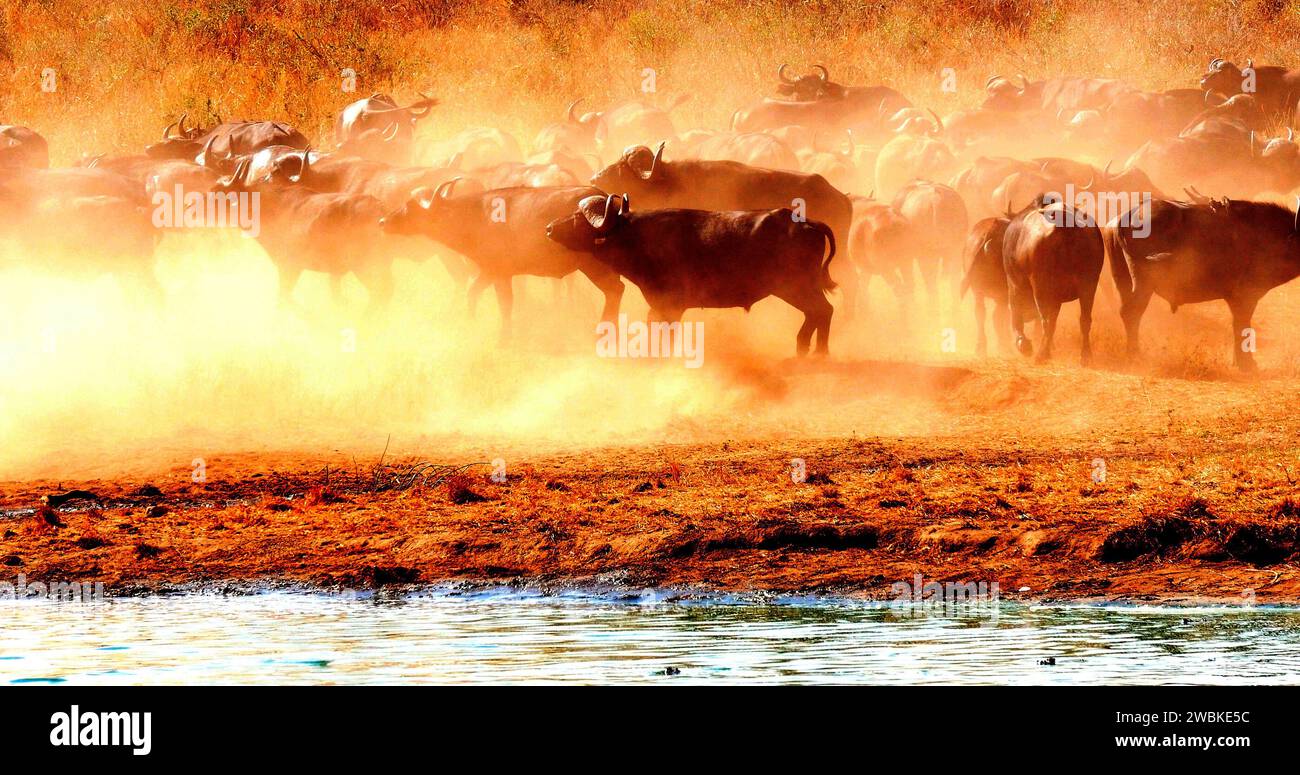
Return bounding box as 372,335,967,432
412,186,436,209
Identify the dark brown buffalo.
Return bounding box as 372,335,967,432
1200,58,1300,123
1001,196,1105,364
591,144,856,310
545,194,836,355
380,183,625,339
959,215,1012,356
1103,197,1300,371
0,125,49,169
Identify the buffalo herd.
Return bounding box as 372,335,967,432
4,59,1300,369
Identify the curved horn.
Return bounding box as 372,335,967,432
198,135,218,168
433,176,462,200
1101,160,1113,180
409,92,436,118
177,113,189,136
162,120,178,140
985,74,1002,90
222,157,250,190
927,107,944,133
567,98,584,123
586,193,617,233
291,146,312,182
777,64,796,84
1288,128,1295,143
813,65,829,82
1016,74,1029,91
382,122,400,142
1210,57,1224,68
642,141,665,180
619,192,630,217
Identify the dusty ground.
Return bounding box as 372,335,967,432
4,353,1300,604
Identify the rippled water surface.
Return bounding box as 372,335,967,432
5,592,1300,684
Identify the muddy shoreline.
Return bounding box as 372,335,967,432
5,429,1300,605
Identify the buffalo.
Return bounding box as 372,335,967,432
959,215,1013,356
591,144,856,308
334,93,436,162
1200,58,1300,123
1103,197,1300,371
1001,196,1105,364
545,193,837,355
0,125,49,169
380,182,625,339
146,115,311,164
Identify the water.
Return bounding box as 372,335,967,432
4,591,1300,684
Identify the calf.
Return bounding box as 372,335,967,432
1001,197,1105,364
545,194,836,355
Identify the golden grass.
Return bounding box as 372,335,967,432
4,0,1300,163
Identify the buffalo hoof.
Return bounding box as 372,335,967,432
1015,335,1033,357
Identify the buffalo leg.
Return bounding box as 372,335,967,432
834,261,860,321
1228,295,1261,372
1034,297,1061,363
494,276,514,343
1118,283,1154,362
1078,285,1097,367
992,301,1010,355
1009,283,1034,357
277,266,303,306
974,293,988,357
778,290,832,357
358,263,395,310
578,265,625,322
467,273,491,317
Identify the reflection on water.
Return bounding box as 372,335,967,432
3,591,1299,685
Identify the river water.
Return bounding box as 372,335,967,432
5,591,1299,684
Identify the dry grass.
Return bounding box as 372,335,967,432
4,0,1300,163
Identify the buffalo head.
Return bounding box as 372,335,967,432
144,113,208,159
775,64,846,101
590,142,665,191
379,176,471,235
1200,58,1251,98
981,74,1030,111
545,193,629,251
